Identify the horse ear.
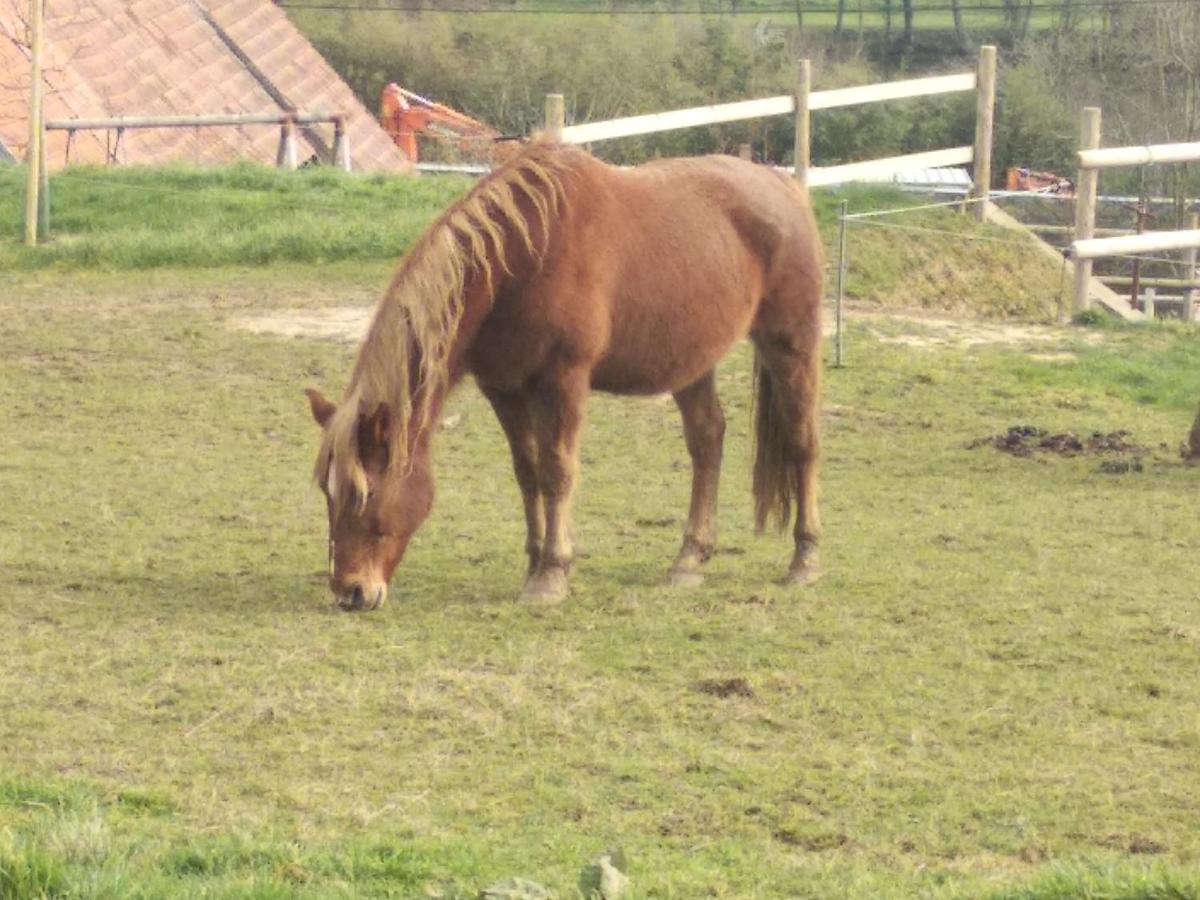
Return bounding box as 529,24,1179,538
306,388,337,428
356,402,393,467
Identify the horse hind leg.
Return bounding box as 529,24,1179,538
669,371,725,587
751,328,822,585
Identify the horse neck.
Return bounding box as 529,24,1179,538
402,260,498,451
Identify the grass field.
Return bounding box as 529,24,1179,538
2,167,1199,898
0,165,1063,317
287,0,1090,36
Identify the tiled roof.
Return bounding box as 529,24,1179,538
0,0,409,172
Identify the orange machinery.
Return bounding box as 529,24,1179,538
1005,166,1074,196
380,84,513,165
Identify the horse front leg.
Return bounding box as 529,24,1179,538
669,371,725,587
481,386,544,576
523,364,589,604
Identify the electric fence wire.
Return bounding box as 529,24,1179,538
844,215,1037,247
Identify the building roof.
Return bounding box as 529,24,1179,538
0,0,409,172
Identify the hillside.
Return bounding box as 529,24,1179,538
1,165,1064,320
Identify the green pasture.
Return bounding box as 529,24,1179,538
289,1,1088,36
0,164,473,271
2,167,1200,898
0,165,1063,320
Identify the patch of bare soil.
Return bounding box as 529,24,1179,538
1098,833,1167,855
968,425,1149,462
229,308,371,343
231,304,1101,351
849,308,1101,350
694,677,755,699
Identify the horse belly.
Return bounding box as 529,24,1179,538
590,287,758,394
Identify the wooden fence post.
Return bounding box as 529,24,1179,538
971,44,996,222
24,0,44,247
1072,106,1102,315
545,94,565,142
793,58,811,190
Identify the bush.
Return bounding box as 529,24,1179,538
993,62,1076,181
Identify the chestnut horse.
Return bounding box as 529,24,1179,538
306,142,823,611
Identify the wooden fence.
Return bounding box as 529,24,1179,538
543,46,997,221
1071,106,1200,320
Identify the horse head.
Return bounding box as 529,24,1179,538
306,388,435,611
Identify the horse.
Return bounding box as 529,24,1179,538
306,141,823,611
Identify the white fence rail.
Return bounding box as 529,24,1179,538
1074,230,1200,260
809,72,977,111
558,72,979,146
560,96,793,145
545,47,997,217
1079,141,1200,170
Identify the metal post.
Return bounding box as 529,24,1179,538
1185,210,1200,323
971,45,997,223
1072,107,1102,316
544,94,565,142
276,118,298,170
1129,199,1149,310
793,58,811,191
836,199,848,368
332,116,351,172
24,0,44,247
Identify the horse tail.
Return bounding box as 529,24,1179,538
752,348,798,534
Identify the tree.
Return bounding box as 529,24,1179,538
951,0,970,54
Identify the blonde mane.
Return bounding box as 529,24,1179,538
317,141,575,511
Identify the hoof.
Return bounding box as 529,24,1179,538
782,564,823,587
668,567,705,588
521,568,569,605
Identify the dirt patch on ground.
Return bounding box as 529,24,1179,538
694,677,755,699
969,425,1149,460
231,304,1099,352
854,309,1101,350
229,308,371,343
1098,833,1167,855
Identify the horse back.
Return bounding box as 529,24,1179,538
471,151,822,396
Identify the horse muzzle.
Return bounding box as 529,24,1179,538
336,583,387,612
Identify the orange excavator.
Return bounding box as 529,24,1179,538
380,84,516,166
1005,166,1074,196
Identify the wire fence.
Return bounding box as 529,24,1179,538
829,189,1199,355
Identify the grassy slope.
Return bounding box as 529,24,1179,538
0,164,474,270
1,165,1065,318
